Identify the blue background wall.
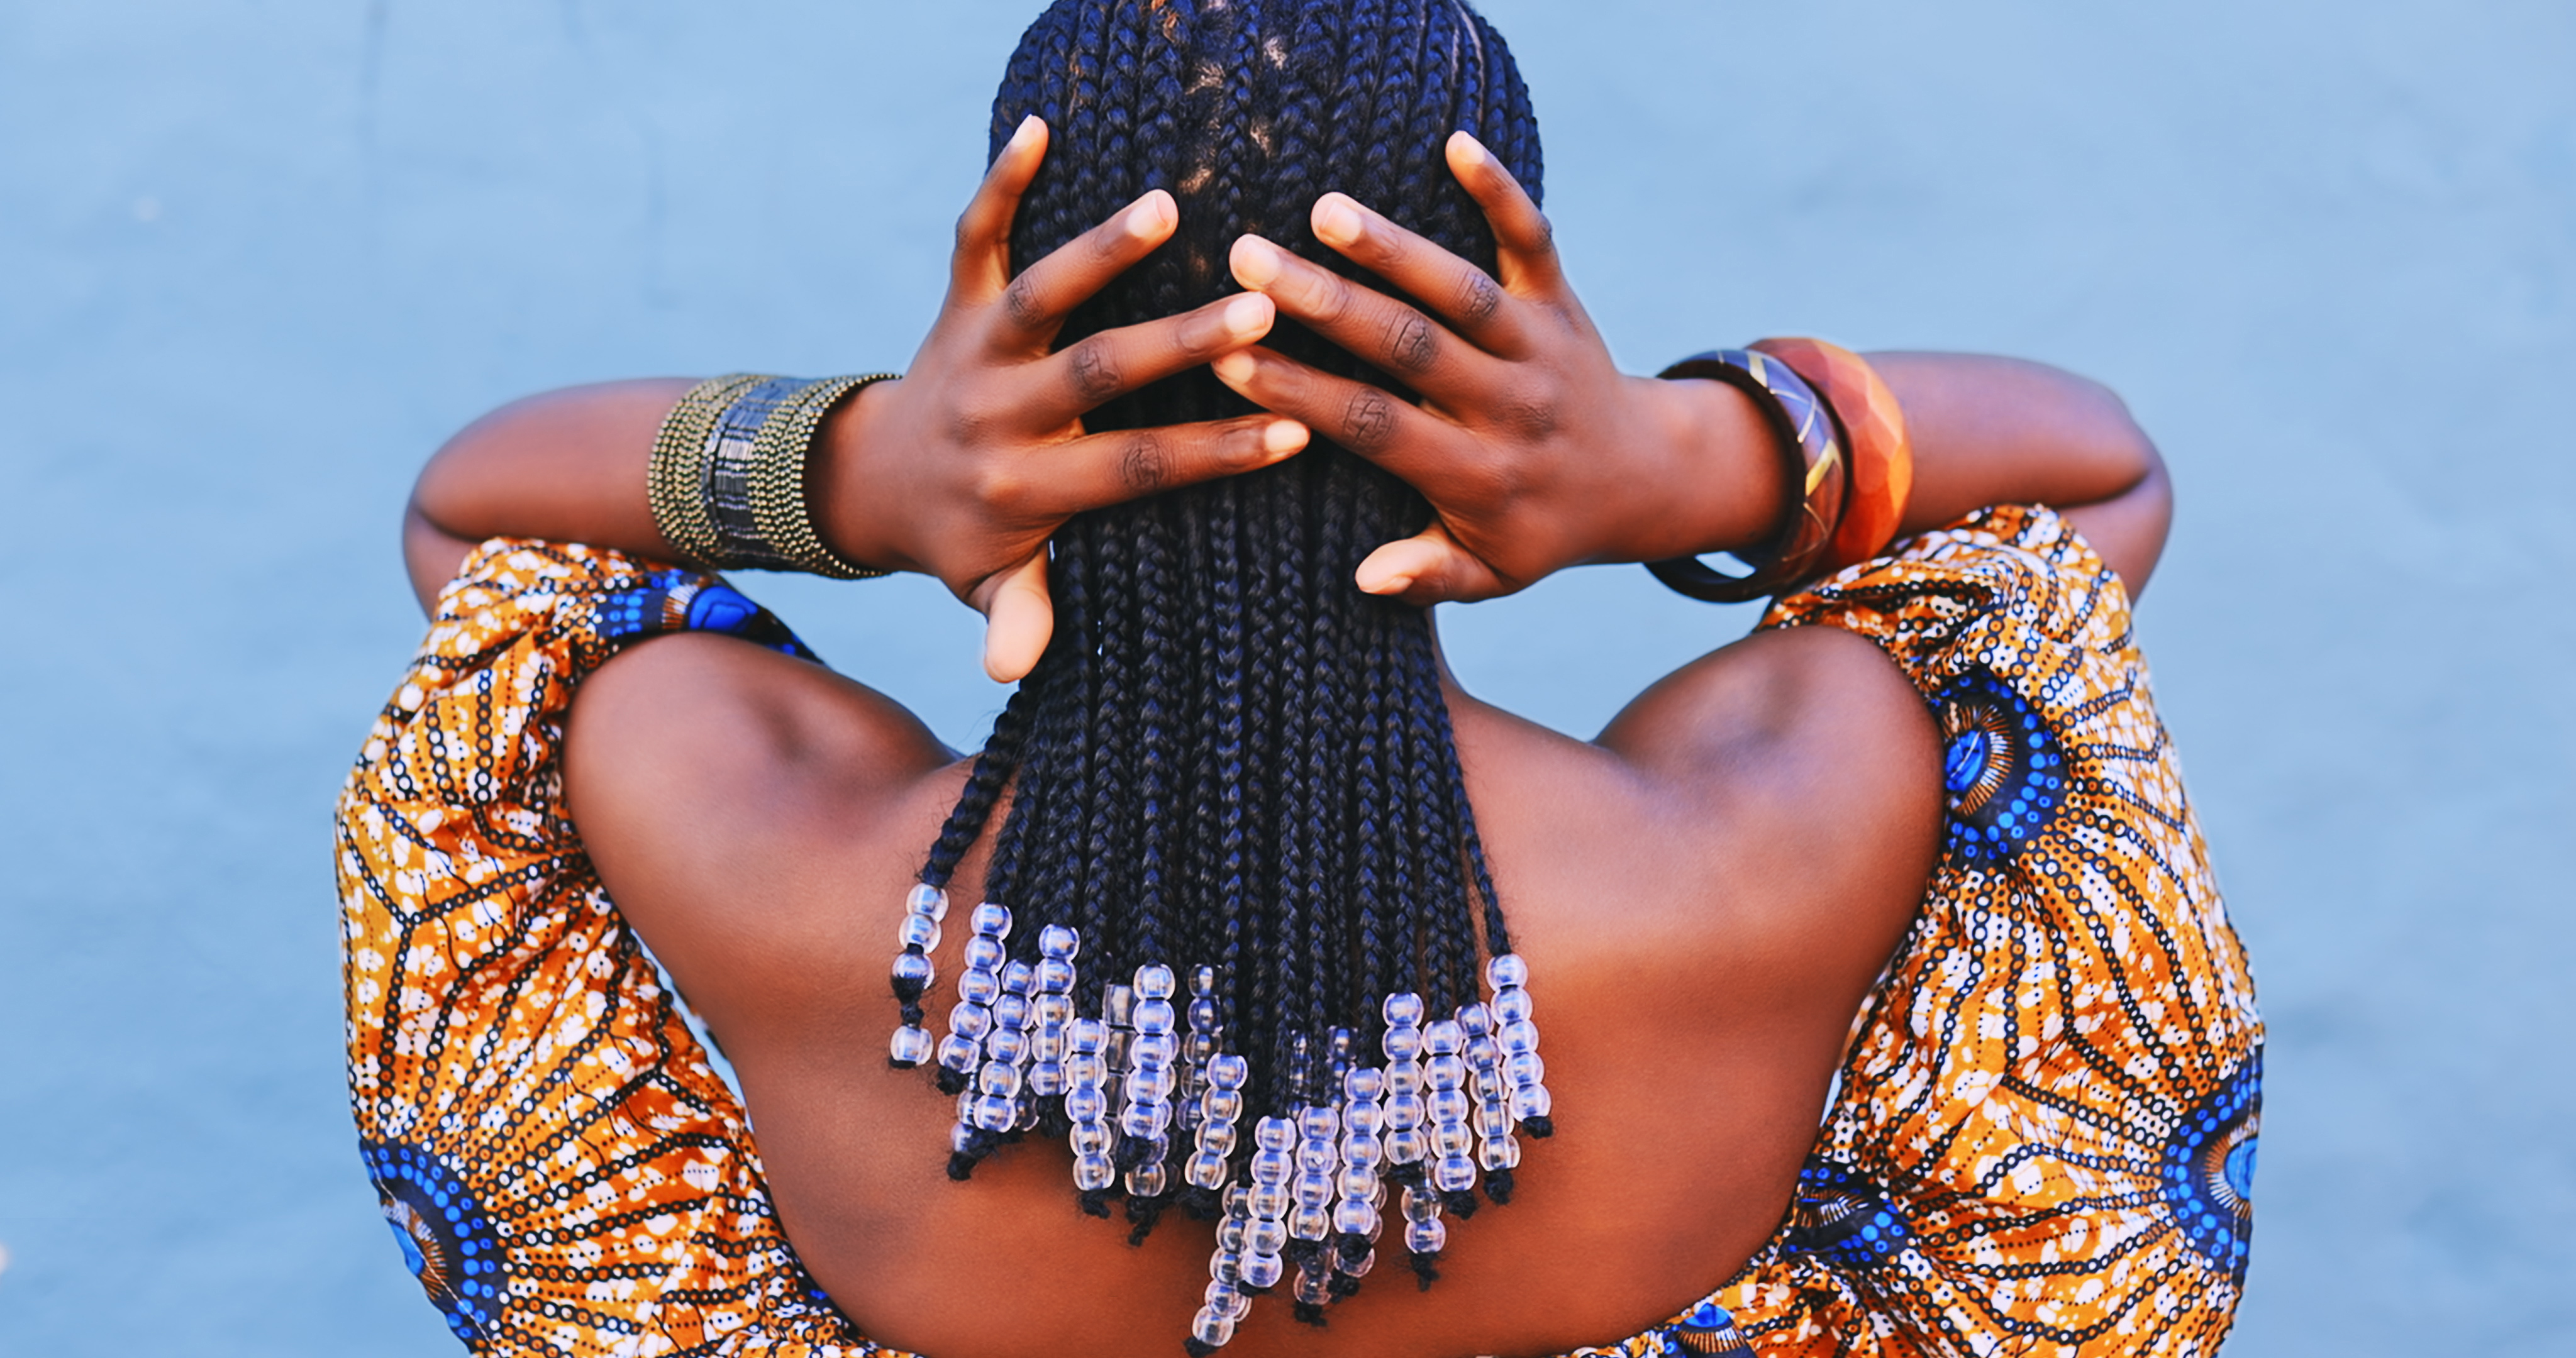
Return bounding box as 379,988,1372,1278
3,1,2569,1352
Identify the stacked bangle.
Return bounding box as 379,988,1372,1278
647,372,902,578
1645,349,1847,602
1749,338,1914,573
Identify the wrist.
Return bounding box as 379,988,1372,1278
812,378,916,575
1615,374,1783,562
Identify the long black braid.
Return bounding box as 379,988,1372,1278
928,0,1543,1212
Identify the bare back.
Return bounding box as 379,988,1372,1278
562,616,1940,1358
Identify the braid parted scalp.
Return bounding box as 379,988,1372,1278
926,0,1542,1203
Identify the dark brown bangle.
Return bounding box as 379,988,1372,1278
1644,348,1847,602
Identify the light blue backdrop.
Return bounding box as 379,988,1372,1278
3,1,2568,1353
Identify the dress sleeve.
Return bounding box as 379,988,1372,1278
335,538,894,1356
1704,507,2263,1357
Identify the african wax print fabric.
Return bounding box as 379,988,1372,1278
336,507,2258,1357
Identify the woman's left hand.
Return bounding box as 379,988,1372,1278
1213,132,1782,606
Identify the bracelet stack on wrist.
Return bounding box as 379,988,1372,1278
648,372,902,578
1645,340,1913,602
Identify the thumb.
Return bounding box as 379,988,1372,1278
1355,522,1509,607
972,549,1055,683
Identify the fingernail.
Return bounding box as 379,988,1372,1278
1450,131,1489,167
1213,350,1258,385
1313,195,1362,246
1262,420,1309,455
1128,192,1174,238
1012,115,1043,149
1231,236,1282,287
1365,573,1416,596
1222,294,1270,338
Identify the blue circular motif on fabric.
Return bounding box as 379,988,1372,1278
361,1140,507,1342
1785,1157,1911,1269
2160,1051,2260,1281
1934,669,2066,866
1660,1297,1750,1355
684,583,762,636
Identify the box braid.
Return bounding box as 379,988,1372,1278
922,0,1541,1215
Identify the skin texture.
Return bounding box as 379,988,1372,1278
402,124,2170,1358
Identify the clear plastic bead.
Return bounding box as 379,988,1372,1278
1296,1143,1336,1178
1067,1018,1108,1054
1428,1089,1470,1125
1069,1120,1113,1156
1405,1217,1448,1256
1385,1060,1423,1096
1343,1101,1385,1138
1186,1152,1231,1190
1247,1182,1291,1219
1208,1055,1250,1090
1289,1203,1331,1240
907,883,949,920
1499,1019,1540,1056
1074,1152,1115,1191
1382,1025,1423,1063
1124,1067,1177,1105
1240,1252,1284,1291
957,969,1000,1005
1210,1250,1244,1285
1001,959,1035,996
1253,1117,1296,1152
1126,1161,1169,1198
937,1035,980,1073
1382,992,1426,1028
1038,922,1080,959
962,936,1005,971
1456,1002,1492,1037
897,913,941,951
1190,1306,1236,1349
948,1002,992,1041
1065,1086,1107,1123
1295,1264,1333,1306
889,1025,933,1066
1036,958,1075,994
1385,1127,1428,1165
1340,1133,1383,1168
1434,1153,1477,1192
970,901,1012,939
1341,1245,1376,1278
1424,1020,1463,1056
1204,1089,1245,1124
1134,998,1177,1035
1426,1054,1467,1091
1192,964,1220,995
1187,997,1223,1032
1479,1134,1522,1171
1384,1092,1426,1129
950,1122,979,1154
1248,1147,1293,1184
1466,1032,1501,1073
972,1095,1016,1131
1493,987,1534,1024
1133,1031,1180,1064
977,1062,1024,1098
1294,1172,1334,1208
1334,1197,1378,1235
985,1028,1030,1066
992,992,1030,1031
1199,1121,1239,1156
1246,1218,1287,1256
1337,1166,1379,1201
1121,1100,1174,1139
1474,1101,1514,1137
1344,1067,1385,1103
1134,963,1177,1000
1102,985,1136,1028
1067,1052,1108,1086
1217,1217,1248,1254
1402,1185,1443,1223
1432,1121,1474,1157
1506,1052,1546,1088
1485,953,1529,991
1210,1283,1251,1322
891,952,935,990
1513,1083,1553,1120
1298,1106,1340,1141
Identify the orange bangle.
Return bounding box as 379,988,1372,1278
1749,338,1913,571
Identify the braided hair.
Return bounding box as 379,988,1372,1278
902,4,1545,1330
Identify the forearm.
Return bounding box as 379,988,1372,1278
404,379,696,609
1656,351,2170,597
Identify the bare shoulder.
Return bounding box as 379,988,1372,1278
560,633,965,1019
1596,624,1945,966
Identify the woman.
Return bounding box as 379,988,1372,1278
339,3,2259,1355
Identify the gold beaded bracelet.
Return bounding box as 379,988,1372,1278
647,372,901,578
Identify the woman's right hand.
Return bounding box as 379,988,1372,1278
818,116,1311,682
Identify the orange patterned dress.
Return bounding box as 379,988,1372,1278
336,505,2258,1356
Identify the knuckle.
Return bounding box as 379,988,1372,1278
1002,274,1048,329
1312,272,1358,323
1341,388,1399,452
953,210,979,255
972,460,1029,511
1118,432,1173,492
1504,394,1560,441
1384,311,1439,375
1457,270,1504,324
1067,340,1124,404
